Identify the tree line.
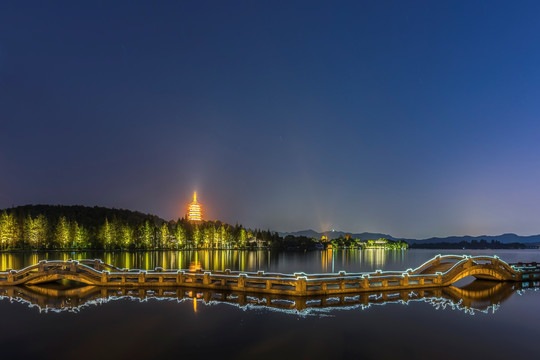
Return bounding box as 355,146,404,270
328,236,409,250
0,205,280,251
0,205,415,252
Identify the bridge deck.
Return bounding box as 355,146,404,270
0,255,538,296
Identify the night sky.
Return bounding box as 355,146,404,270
1,1,540,238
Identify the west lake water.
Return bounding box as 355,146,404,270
1,249,539,359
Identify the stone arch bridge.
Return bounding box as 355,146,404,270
0,255,538,296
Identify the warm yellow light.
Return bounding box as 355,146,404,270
187,191,203,221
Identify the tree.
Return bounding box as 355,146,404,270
218,225,228,249
55,216,71,249
35,215,48,249
120,224,134,249
203,225,215,248
0,211,20,250
138,220,153,249
238,228,247,248
159,223,170,249
175,223,187,248
192,225,202,248
71,221,89,249
99,218,115,249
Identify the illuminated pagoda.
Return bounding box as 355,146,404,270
187,192,203,221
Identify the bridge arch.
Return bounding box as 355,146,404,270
25,273,97,286
412,255,520,285
444,265,515,284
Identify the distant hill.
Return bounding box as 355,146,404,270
279,229,540,245
407,233,540,245
2,204,166,229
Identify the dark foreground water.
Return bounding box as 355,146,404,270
1,249,539,360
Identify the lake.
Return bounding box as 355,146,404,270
1,249,539,359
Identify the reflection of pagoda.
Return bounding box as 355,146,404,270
187,192,203,221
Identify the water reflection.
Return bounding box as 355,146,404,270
0,250,276,272
1,280,537,316
2,249,539,274
0,249,406,273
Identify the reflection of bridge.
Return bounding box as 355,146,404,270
1,280,537,315
0,255,538,296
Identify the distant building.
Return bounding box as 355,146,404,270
187,192,203,221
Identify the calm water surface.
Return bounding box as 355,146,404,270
1,249,539,360
3,248,540,273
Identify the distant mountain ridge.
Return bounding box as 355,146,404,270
279,229,540,245
408,233,540,245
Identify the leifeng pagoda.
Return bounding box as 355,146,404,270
187,192,203,221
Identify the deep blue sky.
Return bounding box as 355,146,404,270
1,1,540,238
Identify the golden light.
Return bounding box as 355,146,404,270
187,191,203,221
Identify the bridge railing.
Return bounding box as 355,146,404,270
408,254,481,275
78,259,125,272
0,258,457,290
82,266,443,294
0,260,106,285
0,256,532,292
